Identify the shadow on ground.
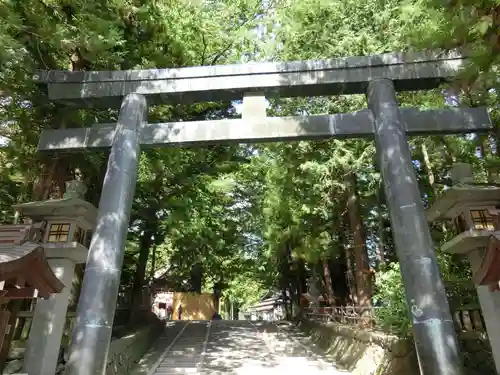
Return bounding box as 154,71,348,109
201,320,348,375
129,320,350,375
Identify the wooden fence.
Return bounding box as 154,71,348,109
453,306,486,332
305,306,377,326
116,286,152,311
11,311,77,342
10,284,157,344
305,305,486,333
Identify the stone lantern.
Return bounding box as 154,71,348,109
12,181,97,375
426,163,500,374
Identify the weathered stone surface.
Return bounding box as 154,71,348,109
105,323,163,375
458,332,495,375
62,324,161,375
9,316,163,375
7,341,26,360
296,320,419,375
35,50,465,107
297,320,497,375
4,359,23,374
37,107,491,152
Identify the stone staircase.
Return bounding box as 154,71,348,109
131,320,348,375
152,321,210,375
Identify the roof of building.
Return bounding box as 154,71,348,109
0,246,64,301
0,224,65,302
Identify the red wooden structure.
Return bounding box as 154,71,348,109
475,233,500,292
0,224,64,362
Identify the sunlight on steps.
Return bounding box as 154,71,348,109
129,321,350,375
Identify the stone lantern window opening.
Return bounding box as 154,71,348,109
452,207,498,235
453,213,468,234
72,226,86,245
83,230,92,248
46,222,71,243
44,219,93,246
470,209,496,230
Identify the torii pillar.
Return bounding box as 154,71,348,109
63,94,147,375
368,79,463,375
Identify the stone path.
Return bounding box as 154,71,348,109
129,320,349,375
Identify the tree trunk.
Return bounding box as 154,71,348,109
150,244,157,282
32,159,59,201
128,222,156,325
439,136,457,166
189,263,203,293
288,282,296,319
281,289,289,319
331,254,350,306
322,257,335,305
340,214,357,305
296,259,306,317
86,154,109,207
420,141,438,202
68,264,85,310
376,181,386,269
479,135,494,182
31,105,76,202
345,246,357,305
344,170,373,327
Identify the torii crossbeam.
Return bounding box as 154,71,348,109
35,51,483,375
35,50,464,107
37,107,490,151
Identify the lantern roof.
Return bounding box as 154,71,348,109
13,197,97,227
426,183,500,222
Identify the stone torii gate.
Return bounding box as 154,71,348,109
35,51,491,375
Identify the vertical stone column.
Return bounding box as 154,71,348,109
64,93,147,375
367,79,464,375
24,258,76,375
468,248,500,374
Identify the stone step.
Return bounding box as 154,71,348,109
152,321,210,375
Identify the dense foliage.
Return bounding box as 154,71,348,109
1,0,498,331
